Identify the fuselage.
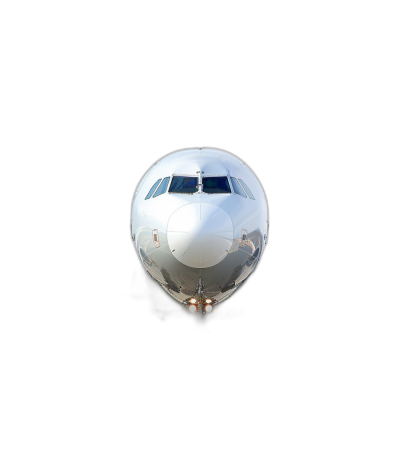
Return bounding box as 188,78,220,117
131,148,269,311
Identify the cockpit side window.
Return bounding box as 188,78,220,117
230,177,247,198
169,176,198,194
153,177,170,197
145,179,162,199
202,176,231,194
238,179,255,199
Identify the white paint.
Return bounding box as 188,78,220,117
167,203,233,268
131,147,269,305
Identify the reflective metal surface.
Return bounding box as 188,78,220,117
131,148,269,309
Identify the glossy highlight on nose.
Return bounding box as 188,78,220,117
167,203,233,268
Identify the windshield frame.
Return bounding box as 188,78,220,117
168,175,199,194
145,178,162,200
168,174,234,195
153,176,171,198
230,177,247,198
238,178,255,200
201,175,231,194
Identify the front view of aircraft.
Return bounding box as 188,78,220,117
131,148,269,313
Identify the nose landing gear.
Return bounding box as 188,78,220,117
186,278,215,314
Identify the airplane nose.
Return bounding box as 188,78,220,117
167,203,233,268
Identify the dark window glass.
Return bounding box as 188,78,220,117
202,177,231,194
238,179,255,199
145,179,162,199
230,177,247,197
153,177,170,197
169,176,198,194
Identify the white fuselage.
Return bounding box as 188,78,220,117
131,148,269,309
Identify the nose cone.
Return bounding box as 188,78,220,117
167,203,233,268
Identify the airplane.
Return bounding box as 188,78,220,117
130,147,269,313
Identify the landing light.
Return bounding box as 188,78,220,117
205,299,212,304
190,298,197,304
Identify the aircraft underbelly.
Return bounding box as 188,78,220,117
138,225,262,303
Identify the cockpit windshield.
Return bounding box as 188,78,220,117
202,177,231,194
169,176,198,194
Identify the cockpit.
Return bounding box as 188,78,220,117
169,176,198,194
169,176,231,194
144,175,255,199
201,177,231,194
